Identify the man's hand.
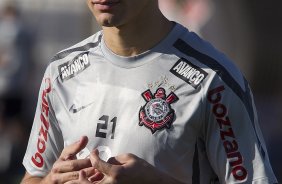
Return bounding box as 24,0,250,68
64,170,92,184
86,149,185,184
41,136,96,184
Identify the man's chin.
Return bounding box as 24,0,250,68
97,16,118,27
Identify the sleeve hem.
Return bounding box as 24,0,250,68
22,157,48,177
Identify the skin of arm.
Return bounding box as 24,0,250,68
21,174,43,184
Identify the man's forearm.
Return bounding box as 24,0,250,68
20,172,46,184
21,177,43,184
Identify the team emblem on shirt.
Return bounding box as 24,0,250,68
139,88,178,133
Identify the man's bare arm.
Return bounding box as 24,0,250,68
21,172,43,184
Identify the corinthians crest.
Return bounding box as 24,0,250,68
139,88,179,133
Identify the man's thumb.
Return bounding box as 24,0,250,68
90,149,113,175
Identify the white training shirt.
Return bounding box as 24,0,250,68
23,23,277,183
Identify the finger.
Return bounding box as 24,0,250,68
83,167,97,178
64,170,93,184
53,158,92,173
79,170,87,181
89,171,104,182
65,181,79,184
108,153,136,165
107,157,122,165
54,171,79,183
60,136,88,160
90,149,113,175
92,176,113,184
54,167,95,184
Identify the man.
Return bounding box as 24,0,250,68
21,0,277,183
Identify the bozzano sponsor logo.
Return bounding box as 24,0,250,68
208,85,248,181
31,78,51,168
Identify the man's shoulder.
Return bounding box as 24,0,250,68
44,31,102,83
51,31,102,64
175,28,245,90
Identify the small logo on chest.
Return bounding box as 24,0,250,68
139,88,179,134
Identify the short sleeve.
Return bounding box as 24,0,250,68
204,75,277,183
23,64,64,177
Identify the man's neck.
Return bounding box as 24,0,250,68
102,8,174,57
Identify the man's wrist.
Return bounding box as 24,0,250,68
39,173,51,184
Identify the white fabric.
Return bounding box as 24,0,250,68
23,23,277,183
